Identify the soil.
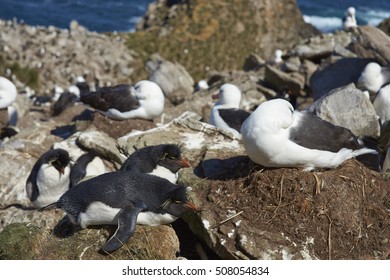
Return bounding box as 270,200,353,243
195,158,390,260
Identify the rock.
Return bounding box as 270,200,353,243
0,19,140,94
0,150,35,208
301,59,318,88
378,18,390,36
77,128,126,165
349,26,390,65
309,57,375,100
290,32,353,60
131,0,320,80
243,53,265,71
264,65,305,96
307,83,380,138
282,56,302,73
0,222,180,260
147,54,195,105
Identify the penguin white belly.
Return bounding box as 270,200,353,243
137,212,178,226
85,156,106,177
33,164,70,208
150,165,178,183
78,202,120,228
77,201,178,228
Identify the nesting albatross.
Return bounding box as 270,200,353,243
209,83,250,137
80,80,164,120
357,62,390,94
240,99,377,171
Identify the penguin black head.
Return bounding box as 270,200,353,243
45,149,71,175
157,144,191,173
120,144,190,175
161,185,197,217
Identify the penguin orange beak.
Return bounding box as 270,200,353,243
212,91,220,100
184,202,197,211
59,167,65,175
178,158,191,168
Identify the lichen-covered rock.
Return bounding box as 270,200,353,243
131,0,320,80
378,17,390,36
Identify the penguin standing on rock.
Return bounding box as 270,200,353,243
26,149,71,208
39,171,196,253
120,144,191,183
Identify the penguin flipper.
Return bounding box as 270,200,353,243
100,201,147,253
38,202,58,212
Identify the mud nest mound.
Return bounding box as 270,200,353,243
195,158,390,259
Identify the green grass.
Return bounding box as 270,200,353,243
0,55,40,90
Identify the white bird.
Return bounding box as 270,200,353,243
0,76,17,109
343,7,357,30
373,84,390,125
80,80,165,120
274,49,283,64
241,99,377,171
357,62,390,94
195,79,209,91
209,83,250,137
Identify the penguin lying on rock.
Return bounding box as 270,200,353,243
40,171,196,253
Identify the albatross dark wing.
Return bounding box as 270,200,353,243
218,108,251,133
289,112,362,152
80,84,140,112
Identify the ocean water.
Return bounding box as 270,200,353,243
0,0,389,33
297,0,390,33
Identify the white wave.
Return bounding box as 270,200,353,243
127,16,142,33
303,15,343,33
358,8,390,26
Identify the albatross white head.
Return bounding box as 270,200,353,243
212,83,241,108
357,62,386,94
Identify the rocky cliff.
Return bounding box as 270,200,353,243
128,0,320,80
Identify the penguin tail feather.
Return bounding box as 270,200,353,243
38,202,59,212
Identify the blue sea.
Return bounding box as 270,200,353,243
0,0,389,33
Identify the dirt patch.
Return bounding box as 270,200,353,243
195,158,390,259
88,112,157,139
